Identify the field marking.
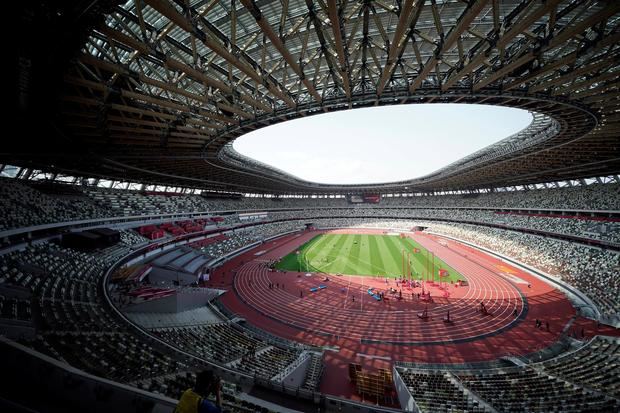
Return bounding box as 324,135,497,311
297,234,465,282
360,277,364,312
339,251,390,276
356,353,391,361
307,234,373,275
343,274,351,308
399,236,463,283
310,237,402,277
233,259,527,343
304,240,388,276
304,234,345,272
300,234,334,267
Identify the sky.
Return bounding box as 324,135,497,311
233,103,532,185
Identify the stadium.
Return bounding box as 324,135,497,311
3,0,620,412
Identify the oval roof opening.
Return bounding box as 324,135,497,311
233,103,532,185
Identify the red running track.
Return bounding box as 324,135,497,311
207,229,587,401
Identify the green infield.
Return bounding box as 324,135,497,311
275,234,465,283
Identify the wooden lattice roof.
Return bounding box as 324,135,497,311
8,0,620,194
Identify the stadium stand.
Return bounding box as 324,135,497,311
151,324,267,364
456,367,619,413
1,184,619,411
0,234,318,410
539,336,620,398
397,369,487,413
428,222,620,320
0,178,108,231
2,181,619,232
231,346,300,379
7,0,620,411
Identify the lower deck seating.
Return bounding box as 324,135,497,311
151,323,265,363
398,370,486,413
457,367,620,413
36,332,188,383
540,336,620,398
231,346,300,379
0,295,31,321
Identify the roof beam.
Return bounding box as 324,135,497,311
86,32,274,115
304,0,348,98
144,0,296,108
239,0,323,105
469,1,620,92
473,51,535,91
442,0,561,91
510,30,620,92
546,1,620,50
496,0,562,49
536,57,618,94
327,0,352,99
376,0,418,96
410,0,490,93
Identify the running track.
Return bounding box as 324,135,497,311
207,229,585,401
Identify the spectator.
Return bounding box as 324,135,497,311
175,370,222,413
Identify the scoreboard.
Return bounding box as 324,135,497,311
348,194,381,204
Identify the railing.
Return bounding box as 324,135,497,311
2,205,619,241
99,225,413,411
3,217,616,411
392,366,420,413
270,351,311,382
428,231,605,321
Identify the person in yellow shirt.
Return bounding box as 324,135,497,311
174,370,222,413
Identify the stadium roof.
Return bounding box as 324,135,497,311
8,0,620,195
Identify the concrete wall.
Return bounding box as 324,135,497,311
175,290,213,312
278,353,311,388
392,366,417,413
148,267,197,285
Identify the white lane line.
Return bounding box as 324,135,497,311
343,274,351,309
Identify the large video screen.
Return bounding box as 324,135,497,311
363,194,381,203
348,194,381,204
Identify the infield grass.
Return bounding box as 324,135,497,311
275,234,465,282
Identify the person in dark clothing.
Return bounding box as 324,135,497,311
174,370,222,413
